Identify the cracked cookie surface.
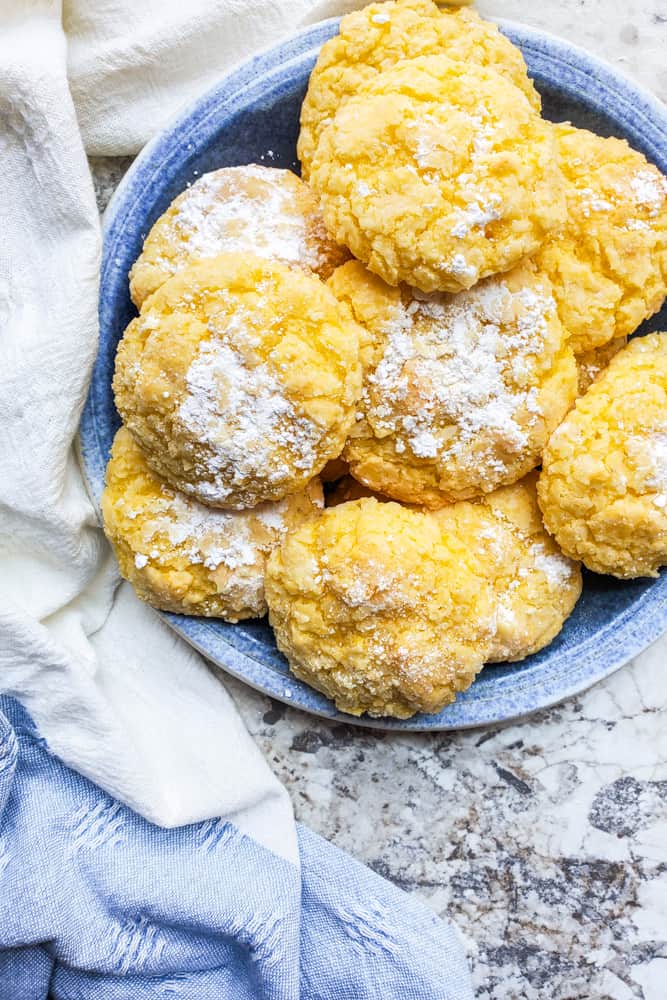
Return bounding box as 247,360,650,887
539,333,667,578
298,0,539,179
114,254,364,508
102,427,323,619
310,53,564,293
329,259,577,507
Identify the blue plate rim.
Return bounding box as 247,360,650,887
79,16,667,731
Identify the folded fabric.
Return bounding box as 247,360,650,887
0,697,474,999
65,0,356,155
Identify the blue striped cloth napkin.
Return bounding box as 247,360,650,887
0,697,474,999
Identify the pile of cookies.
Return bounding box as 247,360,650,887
103,0,667,719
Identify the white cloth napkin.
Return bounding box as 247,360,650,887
0,0,479,855
66,0,370,156
0,0,390,860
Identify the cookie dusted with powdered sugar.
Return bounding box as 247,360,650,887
538,333,667,579
102,428,323,620
129,165,349,308
114,255,365,509
310,54,564,293
298,0,539,179
329,259,577,507
265,497,499,718
464,472,581,663
266,482,580,718
325,472,581,663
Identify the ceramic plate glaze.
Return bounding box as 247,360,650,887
80,19,667,730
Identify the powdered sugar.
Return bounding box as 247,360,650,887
409,113,441,170
361,275,556,482
450,194,502,238
400,421,439,459
478,522,513,563
447,254,478,283
178,323,322,502
528,542,575,588
320,559,420,613
629,169,667,217
636,426,667,509
406,103,504,288
129,484,293,578
579,187,614,217
255,502,292,531
579,166,666,229
409,107,502,233
160,165,324,273
441,108,503,246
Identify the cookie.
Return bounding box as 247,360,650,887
265,497,497,718
469,473,581,662
102,428,323,619
298,0,539,178
329,259,577,506
129,165,348,308
536,124,667,353
310,54,564,293
538,333,667,578
114,254,364,508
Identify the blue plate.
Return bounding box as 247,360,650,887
80,18,667,730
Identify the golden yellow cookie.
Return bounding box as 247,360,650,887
576,337,627,396
298,0,539,179
310,54,564,293
325,472,580,659
113,254,364,509
536,124,667,353
329,259,577,507
102,428,323,620
265,497,498,718
538,333,667,578
129,165,348,308
327,471,580,656
470,473,582,662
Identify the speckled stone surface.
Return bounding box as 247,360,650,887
227,647,667,1000
89,5,667,996
479,1,667,105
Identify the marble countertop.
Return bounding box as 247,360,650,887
90,4,667,997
